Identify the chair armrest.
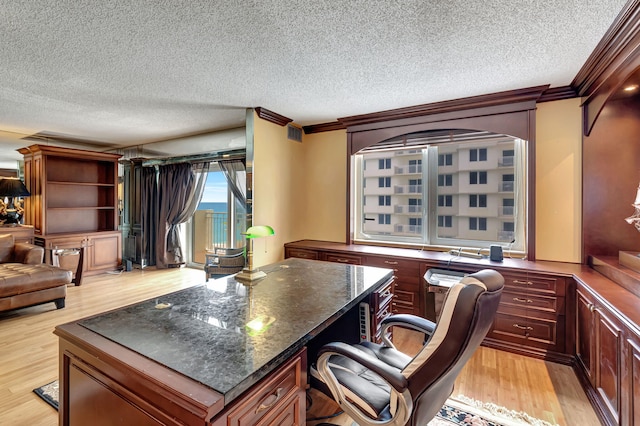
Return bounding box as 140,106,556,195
13,242,44,264
381,314,436,336
318,342,408,392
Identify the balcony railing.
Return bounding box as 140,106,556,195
203,211,229,250
394,164,422,174
394,184,423,194
394,224,422,234
499,206,515,216
394,204,422,214
499,182,514,192
497,230,515,242
498,156,515,167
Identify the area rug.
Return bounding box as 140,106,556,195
34,380,557,426
33,380,59,411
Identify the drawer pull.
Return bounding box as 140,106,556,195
512,297,533,304
513,324,533,331
512,280,533,286
379,289,392,298
256,387,284,413
335,258,350,263
384,260,399,265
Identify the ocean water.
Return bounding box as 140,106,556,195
197,202,228,212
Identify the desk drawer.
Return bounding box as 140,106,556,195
488,312,564,352
499,290,564,316
323,253,363,265
223,350,305,426
366,256,419,279
285,248,319,260
502,272,566,296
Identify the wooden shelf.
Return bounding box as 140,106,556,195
20,144,122,275
588,255,640,299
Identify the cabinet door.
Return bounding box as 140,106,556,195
595,307,622,424
624,336,640,426
576,288,595,383
87,232,121,273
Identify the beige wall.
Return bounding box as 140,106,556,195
535,98,582,263
253,98,584,265
298,129,348,243
252,113,306,266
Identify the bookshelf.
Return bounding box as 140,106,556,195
19,145,122,275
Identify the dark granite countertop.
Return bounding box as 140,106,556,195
79,257,393,403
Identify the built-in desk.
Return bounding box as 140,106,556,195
54,258,394,426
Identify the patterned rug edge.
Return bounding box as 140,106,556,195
33,380,558,426
33,380,59,411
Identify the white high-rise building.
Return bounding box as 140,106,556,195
360,139,516,244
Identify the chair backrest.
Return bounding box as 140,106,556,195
404,269,503,425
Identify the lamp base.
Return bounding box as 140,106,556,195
235,268,267,284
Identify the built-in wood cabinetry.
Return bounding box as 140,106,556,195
284,240,574,363
19,145,122,276
574,269,640,426
210,348,307,426
576,285,624,424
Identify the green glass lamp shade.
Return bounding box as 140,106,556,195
245,225,275,239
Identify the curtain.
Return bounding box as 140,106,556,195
140,166,158,266
156,162,209,268
219,159,246,205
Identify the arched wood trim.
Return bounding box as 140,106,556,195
344,93,538,260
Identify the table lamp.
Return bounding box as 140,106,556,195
0,177,30,225
235,225,275,284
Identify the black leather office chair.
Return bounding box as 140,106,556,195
314,269,504,426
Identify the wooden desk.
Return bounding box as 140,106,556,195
54,258,393,425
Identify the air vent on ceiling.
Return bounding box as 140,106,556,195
287,124,302,142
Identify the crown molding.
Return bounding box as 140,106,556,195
302,121,346,134
572,0,640,97
538,86,578,103
254,107,293,126
337,85,549,129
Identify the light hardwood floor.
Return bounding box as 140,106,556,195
0,267,600,425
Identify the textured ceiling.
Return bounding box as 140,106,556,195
0,0,629,161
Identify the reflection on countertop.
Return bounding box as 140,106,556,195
79,257,393,402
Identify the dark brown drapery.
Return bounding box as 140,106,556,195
140,166,158,267
155,162,208,268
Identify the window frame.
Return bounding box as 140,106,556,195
345,91,540,259
351,137,527,253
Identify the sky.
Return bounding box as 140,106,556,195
200,172,227,203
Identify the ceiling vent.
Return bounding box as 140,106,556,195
287,124,302,142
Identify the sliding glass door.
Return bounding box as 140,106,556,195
190,163,247,265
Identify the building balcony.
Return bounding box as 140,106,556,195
499,182,514,192
394,224,422,234
394,204,422,215
498,230,515,242
394,165,422,175
499,206,515,216
394,184,423,194
394,150,422,157
498,156,515,167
